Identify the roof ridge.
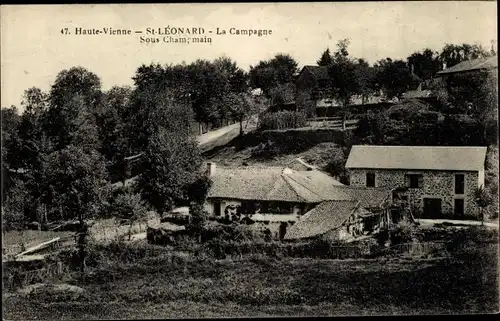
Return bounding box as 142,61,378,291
282,172,325,201
280,174,309,202
474,55,498,69
265,172,293,200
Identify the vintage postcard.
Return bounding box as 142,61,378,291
1,2,498,318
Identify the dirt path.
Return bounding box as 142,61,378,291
416,219,498,229
197,122,241,146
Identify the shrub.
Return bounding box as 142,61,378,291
374,229,390,247
389,220,418,245
257,111,307,131
446,226,499,252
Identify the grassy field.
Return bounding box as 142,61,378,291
2,214,161,256
3,239,498,319
205,141,344,171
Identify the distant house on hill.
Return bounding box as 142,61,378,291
345,145,487,220
437,55,498,77
295,65,341,110
295,65,384,112
203,162,393,240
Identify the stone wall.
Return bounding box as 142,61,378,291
349,169,480,218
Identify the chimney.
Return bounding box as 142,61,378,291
206,162,216,177
442,62,447,70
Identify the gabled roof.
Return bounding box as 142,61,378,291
437,56,498,75
298,65,329,80
284,200,366,240
345,145,487,171
207,166,345,203
207,165,393,206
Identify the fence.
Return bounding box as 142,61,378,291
315,102,395,117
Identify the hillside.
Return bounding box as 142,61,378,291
205,141,343,171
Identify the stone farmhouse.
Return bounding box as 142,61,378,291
204,162,393,240
345,145,488,219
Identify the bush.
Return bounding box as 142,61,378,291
389,220,418,245
257,111,307,131
446,226,499,252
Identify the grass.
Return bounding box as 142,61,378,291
3,238,498,319
205,141,345,170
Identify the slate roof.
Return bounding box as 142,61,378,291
330,185,393,209
207,166,345,203
299,65,329,80
345,145,487,171
284,200,363,240
207,165,392,207
437,56,498,75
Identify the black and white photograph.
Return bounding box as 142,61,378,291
1,2,498,318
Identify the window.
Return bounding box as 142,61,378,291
454,199,465,218
366,173,376,187
455,174,465,194
406,174,423,188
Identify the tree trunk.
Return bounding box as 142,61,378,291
128,220,134,241
239,118,244,136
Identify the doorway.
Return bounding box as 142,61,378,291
454,199,465,219
213,201,221,217
423,198,442,219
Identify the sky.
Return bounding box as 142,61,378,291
1,2,497,110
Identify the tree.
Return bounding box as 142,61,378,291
317,48,333,66
49,66,103,113
219,92,257,136
97,86,134,183
110,191,148,240
45,67,103,151
374,58,419,99
1,106,20,137
44,145,109,221
137,127,202,215
439,43,491,69
187,175,213,229
327,39,360,130
269,83,296,107
249,53,299,97
407,48,441,80
3,89,52,226
9,88,50,170
2,179,31,232
1,106,21,198
474,186,492,225
354,58,376,103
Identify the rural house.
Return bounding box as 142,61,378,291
345,145,488,219
295,65,341,109
437,55,498,78
295,65,386,112
204,162,393,239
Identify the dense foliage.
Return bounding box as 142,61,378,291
257,111,307,131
